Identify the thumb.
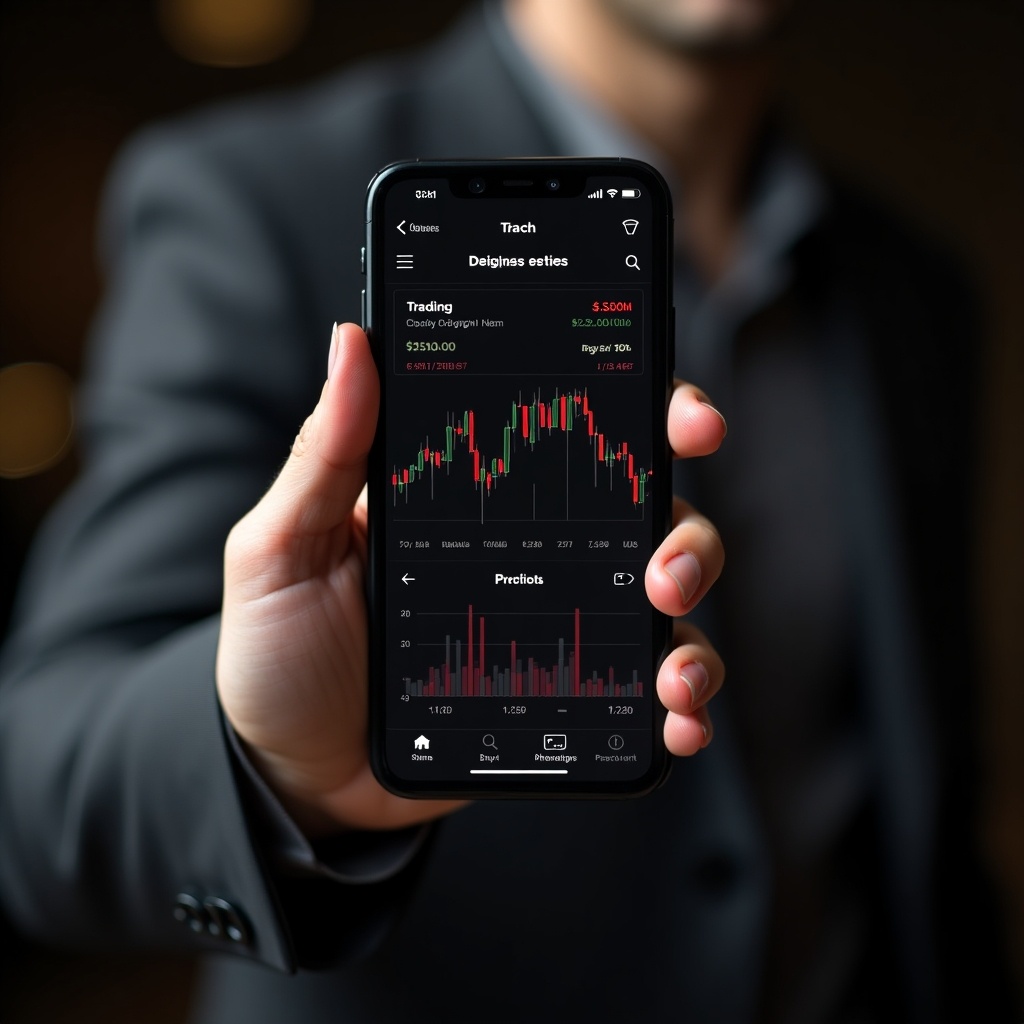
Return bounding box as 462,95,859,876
252,322,379,541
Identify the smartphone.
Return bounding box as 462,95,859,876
364,158,673,797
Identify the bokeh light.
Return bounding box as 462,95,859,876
158,0,311,68
0,362,75,479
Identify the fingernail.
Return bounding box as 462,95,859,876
327,322,339,380
701,720,712,748
699,400,728,437
680,662,709,706
664,552,702,604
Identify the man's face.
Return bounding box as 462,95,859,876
597,0,793,54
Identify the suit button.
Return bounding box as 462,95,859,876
203,896,252,947
172,893,206,934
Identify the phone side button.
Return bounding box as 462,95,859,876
360,245,366,275
361,289,366,330
669,306,676,375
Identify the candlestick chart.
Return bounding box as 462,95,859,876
389,386,652,522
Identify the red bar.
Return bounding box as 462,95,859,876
574,607,581,697
403,468,409,483
479,614,485,691
598,434,604,461
485,471,492,491
498,457,504,475
473,449,480,482
468,410,475,451
467,605,473,698
632,475,639,503
560,395,567,429
521,405,529,438
539,403,546,429
588,411,594,436
628,454,634,478
622,442,628,455
582,393,589,416
391,473,397,485
435,451,441,467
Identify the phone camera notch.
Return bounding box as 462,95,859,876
468,177,486,194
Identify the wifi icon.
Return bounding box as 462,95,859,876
606,188,619,198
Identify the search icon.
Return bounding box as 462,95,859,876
482,734,498,750
625,254,640,270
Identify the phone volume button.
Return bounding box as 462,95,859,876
360,246,366,275
669,306,676,374
361,289,366,330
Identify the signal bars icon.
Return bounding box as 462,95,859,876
587,188,622,199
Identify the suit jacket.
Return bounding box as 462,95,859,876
0,6,1012,1022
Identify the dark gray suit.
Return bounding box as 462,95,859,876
0,7,1012,1022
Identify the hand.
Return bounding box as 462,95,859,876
217,322,462,835
217,324,726,837
645,383,727,755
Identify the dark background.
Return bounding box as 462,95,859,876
1,1,1021,1019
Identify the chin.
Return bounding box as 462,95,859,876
600,0,794,54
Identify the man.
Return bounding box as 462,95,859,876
0,1,1011,1021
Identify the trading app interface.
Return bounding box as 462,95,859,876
370,167,670,791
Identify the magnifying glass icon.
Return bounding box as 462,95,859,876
482,734,498,750
625,254,640,270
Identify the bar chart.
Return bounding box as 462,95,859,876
402,604,645,698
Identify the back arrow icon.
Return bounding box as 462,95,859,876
401,573,416,584
397,220,407,234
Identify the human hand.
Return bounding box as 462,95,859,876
645,382,727,755
217,326,726,837
217,322,463,835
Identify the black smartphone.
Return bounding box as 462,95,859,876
364,158,673,797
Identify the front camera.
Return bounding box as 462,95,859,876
468,177,486,194
545,178,560,191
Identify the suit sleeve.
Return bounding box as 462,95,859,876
0,123,418,971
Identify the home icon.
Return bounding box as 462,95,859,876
414,735,430,750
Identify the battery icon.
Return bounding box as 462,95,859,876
621,188,641,198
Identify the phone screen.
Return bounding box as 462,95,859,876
365,160,673,796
